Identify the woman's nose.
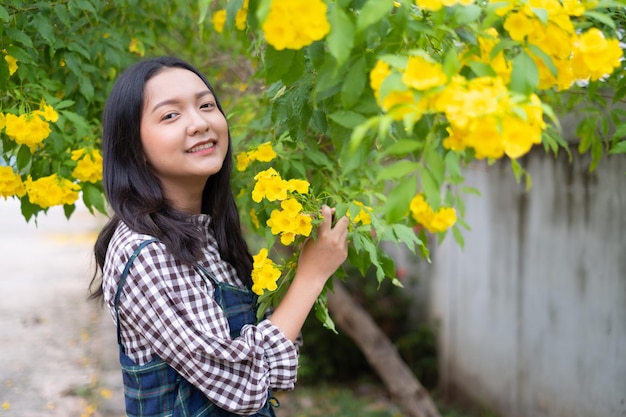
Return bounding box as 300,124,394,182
187,110,210,135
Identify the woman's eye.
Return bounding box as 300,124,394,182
162,112,177,121
201,102,215,109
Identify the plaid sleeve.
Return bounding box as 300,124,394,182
110,239,299,414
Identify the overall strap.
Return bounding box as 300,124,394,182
195,264,220,286
114,239,159,352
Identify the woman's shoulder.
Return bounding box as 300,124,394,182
107,221,163,262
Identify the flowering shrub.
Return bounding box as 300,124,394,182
0,1,201,220
3,1,624,329
205,0,625,327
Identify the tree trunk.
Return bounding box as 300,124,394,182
326,280,442,417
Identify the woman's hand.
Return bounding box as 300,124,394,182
295,205,349,289
269,205,349,341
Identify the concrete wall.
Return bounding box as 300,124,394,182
426,149,626,417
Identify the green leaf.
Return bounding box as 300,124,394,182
452,225,465,249
420,167,440,206
444,151,463,183
583,10,616,30
356,0,394,33
425,146,446,187
20,196,38,222
314,293,337,333
54,4,72,28
81,182,107,214
327,5,355,67
33,14,56,45
527,44,557,77
392,224,423,254
341,56,366,109
328,110,368,128
0,5,10,22
16,145,32,171
454,4,482,26
509,51,539,95
383,175,417,223
609,140,626,155
377,160,420,182
197,0,211,24
468,61,497,77
5,27,34,49
382,139,422,156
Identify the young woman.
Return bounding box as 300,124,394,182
90,56,349,416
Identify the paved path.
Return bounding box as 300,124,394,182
0,200,124,417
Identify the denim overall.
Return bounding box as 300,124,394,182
114,240,278,417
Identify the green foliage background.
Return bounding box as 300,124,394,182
1,0,625,328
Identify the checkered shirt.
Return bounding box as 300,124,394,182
102,215,299,414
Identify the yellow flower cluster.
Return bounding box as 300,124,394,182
251,168,312,245
262,0,330,50
236,142,277,171
71,148,103,183
437,76,545,159
251,248,282,295
369,58,437,119
371,55,545,160
0,166,26,199
471,28,513,83
416,0,475,12
267,198,313,245
497,0,623,89
25,174,80,208
1,100,58,153
410,193,457,233
212,0,249,33
347,201,373,225
252,167,309,203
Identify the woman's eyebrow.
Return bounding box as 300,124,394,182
150,90,214,114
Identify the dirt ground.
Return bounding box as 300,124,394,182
0,200,125,417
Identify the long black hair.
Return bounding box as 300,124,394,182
89,56,253,300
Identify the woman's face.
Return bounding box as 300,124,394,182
140,67,229,204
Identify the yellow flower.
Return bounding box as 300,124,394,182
236,152,252,171
402,55,447,91
250,208,260,229
266,199,313,245
409,193,456,233
348,201,373,225
4,113,51,152
252,168,288,202
504,11,534,42
280,197,303,214
253,142,277,162
0,112,5,130
428,207,457,233
251,248,282,295
262,0,330,50
72,149,103,183
415,0,444,11
0,166,26,199
4,54,17,75
2,401,10,410
38,99,59,122
129,38,145,57
573,28,623,80
370,60,391,95
25,174,80,208
286,179,310,194
212,9,227,33
235,0,249,30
